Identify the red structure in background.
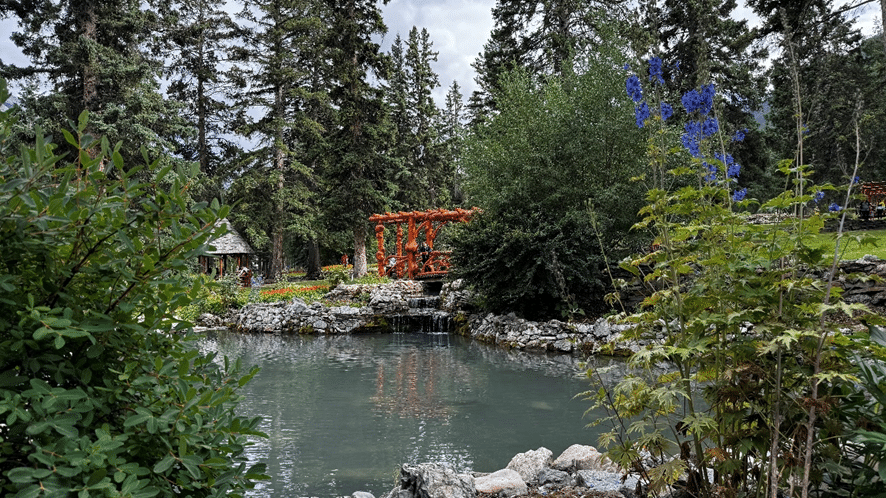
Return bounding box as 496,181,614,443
860,182,886,219
369,208,478,279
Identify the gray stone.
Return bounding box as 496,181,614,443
352,492,375,498
506,447,552,483
312,320,328,330
537,468,570,486
574,470,638,493
393,463,475,498
552,444,620,473
474,469,528,497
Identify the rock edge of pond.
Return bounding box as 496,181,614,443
215,279,649,356
347,444,669,498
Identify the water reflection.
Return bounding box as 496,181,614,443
195,331,625,498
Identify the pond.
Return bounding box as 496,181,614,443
196,330,624,498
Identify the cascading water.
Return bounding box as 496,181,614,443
390,296,452,333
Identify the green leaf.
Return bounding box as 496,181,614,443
153,455,175,474
181,455,203,480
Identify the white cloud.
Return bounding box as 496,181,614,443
380,0,495,106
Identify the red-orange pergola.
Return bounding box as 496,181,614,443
369,208,478,279
861,182,886,204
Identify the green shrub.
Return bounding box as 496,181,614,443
0,82,266,497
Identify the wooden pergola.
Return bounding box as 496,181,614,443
861,182,886,204
369,208,477,279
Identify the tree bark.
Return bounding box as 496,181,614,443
306,239,322,280
353,222,367,278
270,84,286,280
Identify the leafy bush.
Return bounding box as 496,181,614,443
583,59,885,497
0,82,266,497
322,265,351,287
258,284,330,303
450,49,647,320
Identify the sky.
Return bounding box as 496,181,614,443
0,1,882,107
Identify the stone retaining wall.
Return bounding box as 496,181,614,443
225,256,886,356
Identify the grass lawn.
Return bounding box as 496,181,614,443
808,229,886,261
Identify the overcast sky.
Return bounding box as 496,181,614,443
0,1,882,107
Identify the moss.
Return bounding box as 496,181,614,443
353,316,391,334
297,325,315,334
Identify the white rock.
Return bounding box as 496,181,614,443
506,447,553,483
474,469,528,497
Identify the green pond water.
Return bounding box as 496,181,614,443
196,330,624,498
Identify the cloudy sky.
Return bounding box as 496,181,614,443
0,0,882,106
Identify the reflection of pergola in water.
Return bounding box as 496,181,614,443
369,208,477,279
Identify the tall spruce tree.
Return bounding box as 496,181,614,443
156,0,239,202
321,0,396,277
469,0,628,118
227,0,327,279
0,0,188,165
749,0,873,187
386,26,446,209
641,0,772,197
441,81,467,205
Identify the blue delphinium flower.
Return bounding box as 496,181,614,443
733,128,747,142
853,176,861,185
732,188,747,202
813,191,825,203
829,203,842,212
682,84,715,116
623,63,631,71
635,102,650,128
660,102,673,121
703,162,717,182
702,117,719,138
626,75,643,103
682,121,702,157
648,57,665,86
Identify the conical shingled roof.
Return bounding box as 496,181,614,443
206,218,254,255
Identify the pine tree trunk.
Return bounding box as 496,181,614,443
270,85,286,280
306,239,322,280
353,222,367,278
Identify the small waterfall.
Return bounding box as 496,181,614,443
391,295,452,333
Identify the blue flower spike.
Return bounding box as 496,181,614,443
648,57,665,86
626,75,643,103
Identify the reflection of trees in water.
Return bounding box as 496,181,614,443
371,345,473,420
462,339,628,381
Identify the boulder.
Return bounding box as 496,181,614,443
536,468,570,486
352,492,375,498
387,463,475,498
474,469,528,497
506,447,553,483
574,470,638,493
552,444,620,473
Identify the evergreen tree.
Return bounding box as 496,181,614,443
749,0,873,188
469,0,628,119
321,0,396,277
386,26,446,209
156,0,240,202
227,0,327,279
0,0,188,166
640,0,772,197
441,81,467,204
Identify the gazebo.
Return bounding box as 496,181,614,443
199,218,255,280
